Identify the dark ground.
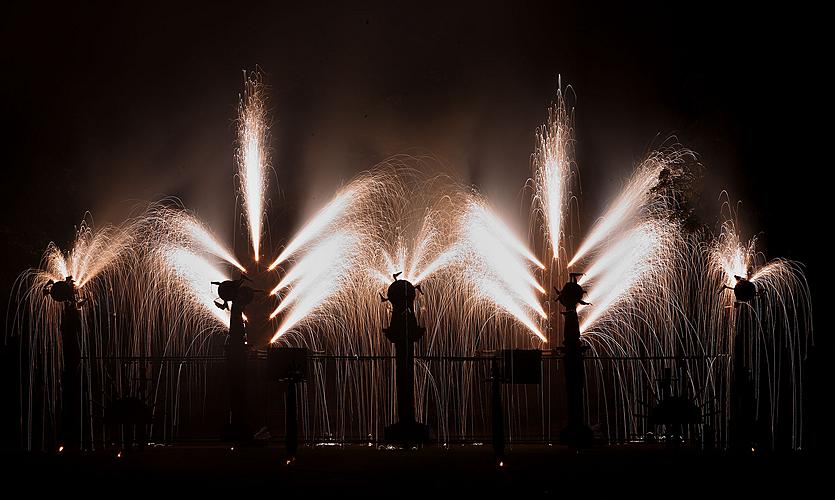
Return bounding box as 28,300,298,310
3,443,824,495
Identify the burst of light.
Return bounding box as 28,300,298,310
712,220,752,288
237,72,270,262
43,222,134,288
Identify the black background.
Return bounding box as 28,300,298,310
1,2,828,451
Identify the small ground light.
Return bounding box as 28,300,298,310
57,445,64,453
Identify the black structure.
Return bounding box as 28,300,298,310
213,277,255,442
380,273,430,444
724,275,759,451
554,273,593,446
44,276,82,451
267,347,308,459
491,349,542,463
490,358,504,463
644,367,702,445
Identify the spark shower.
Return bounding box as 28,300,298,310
8,73,812,451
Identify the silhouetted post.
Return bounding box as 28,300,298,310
60,298,82,451
724,275,757,452
227,302,247,437
381,274,429,444
44,276,82,451
286,378,298,456
267,347,307,460
555,274,593,447
491,358,505,462
214,278,255,442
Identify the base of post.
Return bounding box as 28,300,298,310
384,421,431,446
221,423,253,444
560,422,593,448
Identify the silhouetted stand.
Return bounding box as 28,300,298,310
226,303,249,441
560,311,593,446
730,304,756,451
268,346,307,460
554,274,593,447
725,276,758,452
382,277,430,445
491,359,505,462
215,278,255,443
60,300,82,451
285,379,298,456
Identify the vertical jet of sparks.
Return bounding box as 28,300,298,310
237,72,270,262
534,88,572,260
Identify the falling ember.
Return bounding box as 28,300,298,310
533,87,572,260
237,72,270,262
568,155,665,267
268,185,358,270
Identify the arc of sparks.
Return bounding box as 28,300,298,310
267,186,357,270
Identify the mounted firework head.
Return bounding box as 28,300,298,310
380,271,420,310
719,274,758,304
212,274,256,310
43,276,79,304
554,272,590,311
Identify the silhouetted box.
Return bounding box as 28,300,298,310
500,349,542,384
267,347,309,381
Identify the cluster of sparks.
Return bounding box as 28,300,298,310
9,77,813,449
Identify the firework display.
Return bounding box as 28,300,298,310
7,76,812,453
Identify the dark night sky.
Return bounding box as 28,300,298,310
1,2,828,449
